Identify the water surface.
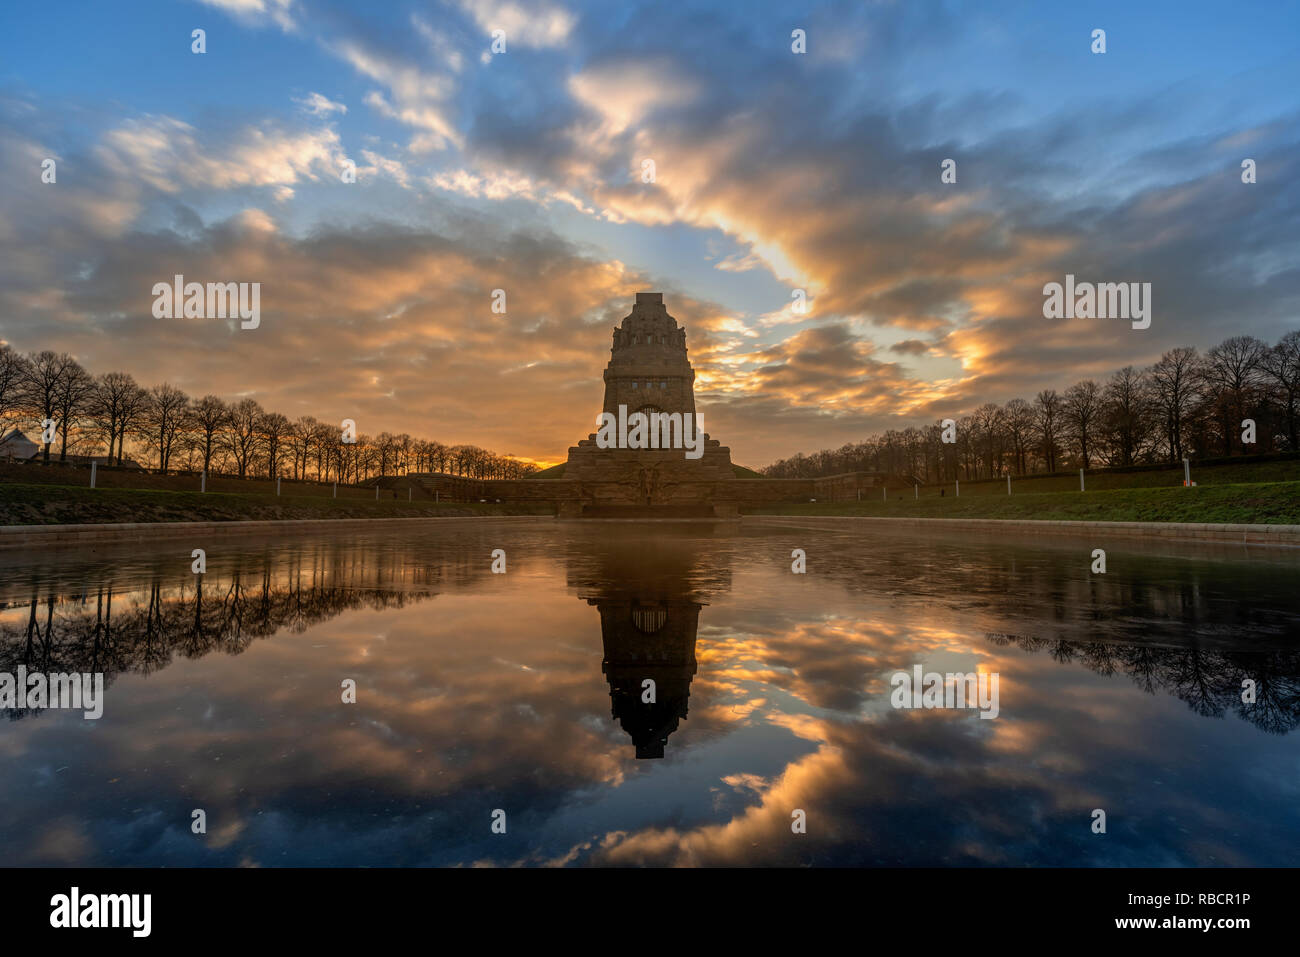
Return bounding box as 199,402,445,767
2,518,1297,866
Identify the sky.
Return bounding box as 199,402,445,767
1,0,1297,467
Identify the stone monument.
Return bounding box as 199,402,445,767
562,292,738,517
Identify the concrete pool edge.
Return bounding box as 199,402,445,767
745,515,1300,547
0,514,557,548
2,514,1297,549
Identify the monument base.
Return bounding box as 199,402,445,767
562,432,737,515
566,503,736,520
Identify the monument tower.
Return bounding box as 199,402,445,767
600,292,697,421
562,293,736,516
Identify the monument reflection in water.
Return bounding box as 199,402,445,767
2,521,1299,866
570,532,724,759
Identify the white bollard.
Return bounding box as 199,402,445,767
90,461,96,488
956,480,960,497
375,486,379,501
1183,457,1191,487
1080,468,1085,492
882,486,886,501
333,482,337,498
277,476,281,496
201,470,206,493
914,483,918,499
1007,474,1011,495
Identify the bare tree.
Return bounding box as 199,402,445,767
1003,398,1035,475
52,358,95,461
1260,331,1300,450
89,372,144,465
1149,347,1199,462
1062,380,1102,469
20,351,78,464
190,395,229,475
260,411,291,478
397,433,412,475
224,398,264,479
312,421,336,481
1200,336,1268,455
971,403,1007,477
430,441,450,474
758,332,1297,478
114,381,149,467
0,345,31,427
1102,366,1151,467
1034,389,1063,473
288,416,317,480
375,432,398,477
141,384,190,474
0,346,33,443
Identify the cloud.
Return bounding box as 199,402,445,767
411,15,465,74
427,166,594,213
293,92,347,117
0,126,139,243
712,249,765,273
451,23,1300,453
197,0,296,31
568,58,698,135
890,339,932,356
455,0,575,49
230,207,278,233
359,150,411,189
340,40,462,151
713,324,924,416
5,0,1300,467
95,115,347,193
0,181,657,460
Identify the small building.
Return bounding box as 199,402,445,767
0,428,40,461
0,430,144,469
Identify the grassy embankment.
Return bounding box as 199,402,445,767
749,456,1300,524
5,458,1297,526
0,483,550,526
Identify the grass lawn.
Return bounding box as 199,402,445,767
6,461,1299,527
747,481,1300,525
0,483,552,525
914,458,1300,498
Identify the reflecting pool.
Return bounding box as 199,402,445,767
2,518,1297,866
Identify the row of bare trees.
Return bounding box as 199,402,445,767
0,346,539,483
764,333,1300,481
